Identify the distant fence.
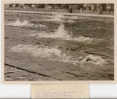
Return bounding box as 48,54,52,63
5,4,114,15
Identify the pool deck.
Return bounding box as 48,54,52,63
5,10,114,18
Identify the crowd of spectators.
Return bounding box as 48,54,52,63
6,4,114,14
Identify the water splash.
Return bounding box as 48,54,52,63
7,19,33,27
52,14,64,22
10,44,106,65
39,23,71,39
31,13,93,43
7,18,47,28
30,23,94,43
73,36,93,43
10,44,74,62
80,54,106,65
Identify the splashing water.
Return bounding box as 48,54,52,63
39,23,71,39
32,13,72,39
52,14,64,22
7,19,33,27
30,23,94,43
7,18,47,29
80,54,106,65
11,44,61,57
73,36,93,43
10,44,106,65
55,23,70,38
10,44,76,63
30,13,94,43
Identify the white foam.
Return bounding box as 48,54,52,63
37,34,93,43
38,24,47,28
7,19,33,27
7,19,47,28
52,14,64,22
10,44,75,63
30,23,94,43
10,44,106,65
73,36,93,43
39,23,71,38
11,44,60,57
81,54,106,65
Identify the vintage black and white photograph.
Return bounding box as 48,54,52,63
4,3,114,81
